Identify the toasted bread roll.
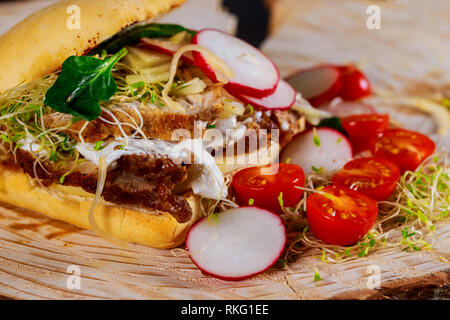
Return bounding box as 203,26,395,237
0,164,200,248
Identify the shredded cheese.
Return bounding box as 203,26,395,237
161,44,235,112
372,91,450,135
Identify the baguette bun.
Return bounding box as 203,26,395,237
0,0,185,92
0,164,200,249
0,0,284,249
0,0,203,249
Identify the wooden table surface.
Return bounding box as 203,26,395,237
0,0,449,300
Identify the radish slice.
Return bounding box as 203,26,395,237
192,29,280,98
319,100,376,117
140,38,195,64
234,80,296,111
186,207,286,281
286,66,342,107
281,128,353,175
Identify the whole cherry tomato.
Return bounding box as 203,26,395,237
337,65,372,101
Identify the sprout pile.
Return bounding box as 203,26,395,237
281,151,450,264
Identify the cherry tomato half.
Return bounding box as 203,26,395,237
337,65,372,101
332,157,401,201
306,185,378,245
340,113,390,154
371,128,436,173
232,163,305,213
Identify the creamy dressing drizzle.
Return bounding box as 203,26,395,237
214,115,247,146
76,138,227,200
19,136,227,200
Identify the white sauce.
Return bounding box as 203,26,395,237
19,136,47,157
209,115,247,148
281,121,290,131
215,116,238,131
291,93,331,126
213,115,247,147
76,138,227,200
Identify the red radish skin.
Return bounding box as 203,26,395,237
140,38,195,64
185,207,286,281
192,29,280,98
234,80,296,111
286,65,342,107
281,128,353,175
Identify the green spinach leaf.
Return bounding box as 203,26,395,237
317,117,348,136
91,23,195,55
44,47,128,121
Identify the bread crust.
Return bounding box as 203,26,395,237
0,0,185,92
0,164,200,249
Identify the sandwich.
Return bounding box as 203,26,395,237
0,0,305,248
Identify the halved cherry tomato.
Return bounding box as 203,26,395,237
232,163,305,213
341,113,390,153
306,185,378,245
332,157,401,201
371,128,436,173
337,65,372,101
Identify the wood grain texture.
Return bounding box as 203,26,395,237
0,0,449,300
263,0,450,148
0,201,448,300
